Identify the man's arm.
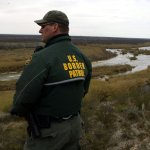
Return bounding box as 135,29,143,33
83,57,92,96
11,53,48,116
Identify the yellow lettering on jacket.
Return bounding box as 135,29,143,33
63,63,68,70
67,55,73,62
72,63,77,69
25,56,32,65
69,70,85,78
63,54,86,78
68,63,73,70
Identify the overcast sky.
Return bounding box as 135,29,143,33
0,0,150,38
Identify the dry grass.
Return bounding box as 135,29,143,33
92,64,133,77
0,49,33,73
0,91,14,112
0,91,26,150
0,81,16,91
0,114,26,150
98,42,150,49
78,44,116,61
81,68,150,149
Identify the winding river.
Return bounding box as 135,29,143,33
1,46,150,81
92,47,150,74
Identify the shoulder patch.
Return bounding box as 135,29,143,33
25,56,32,65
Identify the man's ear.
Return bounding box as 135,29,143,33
53,23,59,32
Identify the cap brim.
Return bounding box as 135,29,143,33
34,19,48,25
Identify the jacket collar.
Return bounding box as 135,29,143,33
45,34,71,47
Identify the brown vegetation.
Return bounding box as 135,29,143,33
0,113,26,150
78,44,116,61
121,48,150,56
81,68,150,150
0,81,16,91
0,49,33,73
92,64,133,78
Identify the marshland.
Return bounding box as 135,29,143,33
0,35,150,150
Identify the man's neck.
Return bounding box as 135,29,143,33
49,33,69,41
45,33,70,47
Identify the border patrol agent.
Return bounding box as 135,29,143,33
10,10,92,150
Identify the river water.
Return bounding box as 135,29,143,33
92,47,150,74
1,46,150,81
0,72,21,81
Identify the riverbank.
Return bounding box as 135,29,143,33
92,64,133,78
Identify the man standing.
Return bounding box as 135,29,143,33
11,10,92,150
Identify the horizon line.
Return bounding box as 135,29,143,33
0,33,150,40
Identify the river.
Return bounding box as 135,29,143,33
0,72,21,81
1,46,150,81
92,47,150,74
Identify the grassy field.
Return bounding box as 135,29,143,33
0,49,33,73
92,64,133,78
0,42,150,149
0,91,14,112
77,44,116,61
0,81,16,91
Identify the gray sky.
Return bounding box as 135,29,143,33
1,0,150,38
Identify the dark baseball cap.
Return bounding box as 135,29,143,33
34,10,69,26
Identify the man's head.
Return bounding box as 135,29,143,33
34,10,69,43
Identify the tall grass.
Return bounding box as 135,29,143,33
96,42,150,49
0,91,14,112
0,114,26,150
78,44,116,61
0,81,16,91
92,64,133,77
81,68,150,149
0,49,33,73
0,91,26,150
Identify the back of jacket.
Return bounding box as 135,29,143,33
12,35,92,117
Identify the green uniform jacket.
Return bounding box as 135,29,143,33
11,35,92,117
